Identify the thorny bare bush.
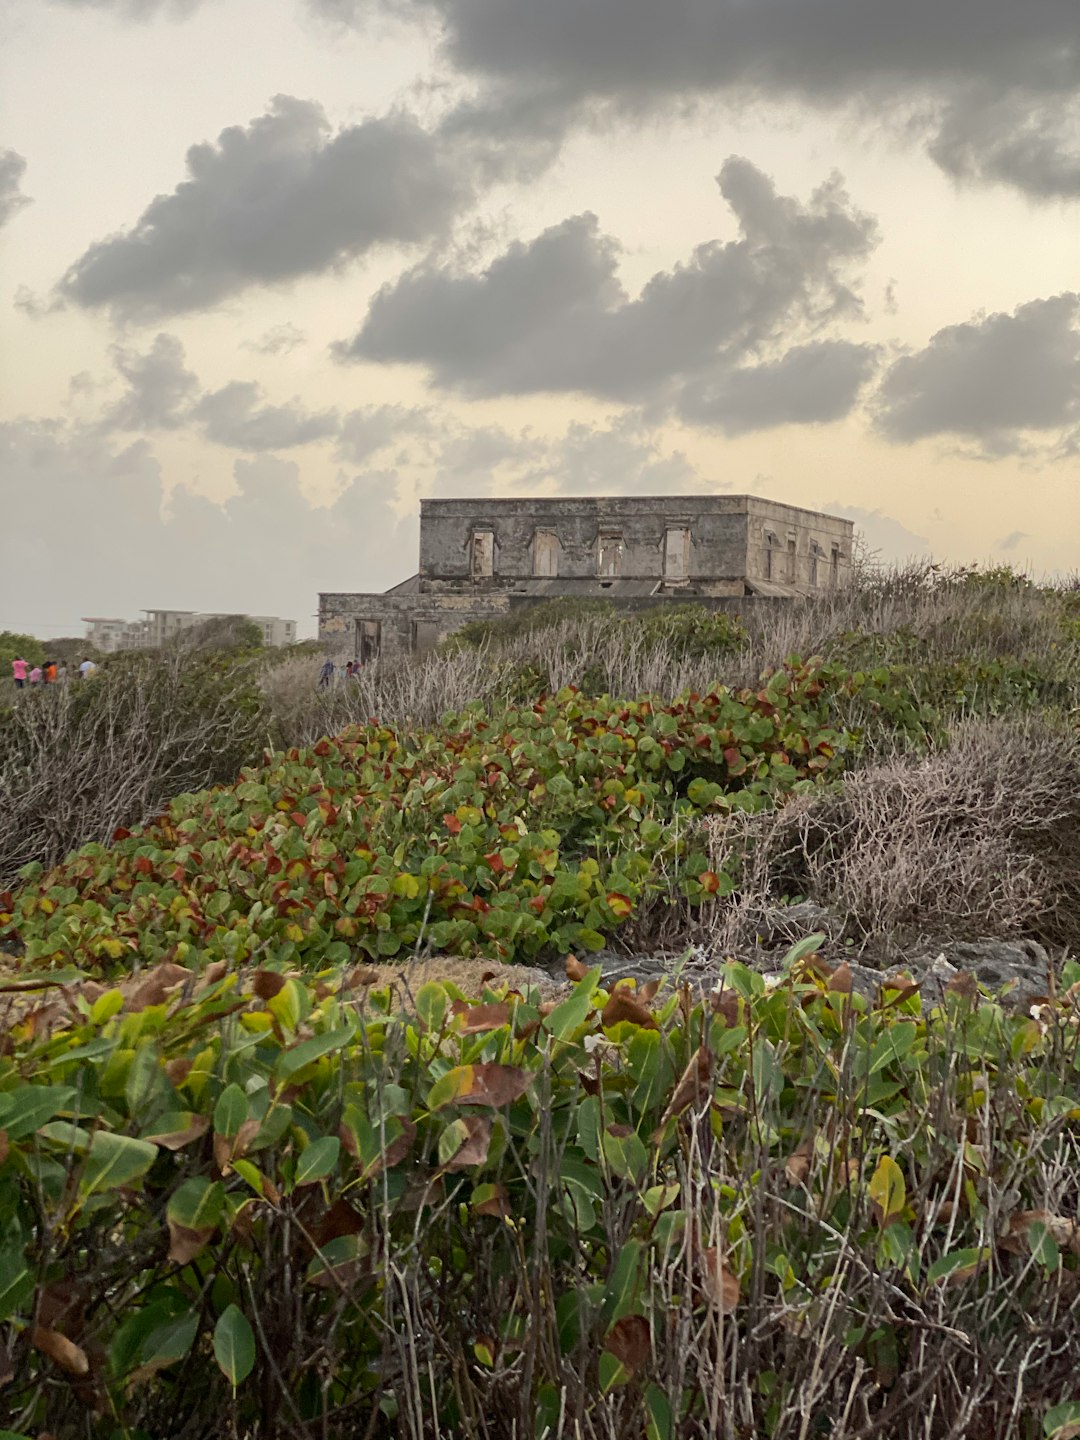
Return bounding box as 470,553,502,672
269,564,1078,748
0,654,266,888
705,717,1080,957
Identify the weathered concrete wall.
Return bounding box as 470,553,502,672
419,497,752,583
320,495,856,659
321,588,805,658
319,591,513,657
744,498,853,589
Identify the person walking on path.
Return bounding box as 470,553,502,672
44,660,58,684
11,657,27,689
28,665,42,685
78,658,97,679
319,658,334,689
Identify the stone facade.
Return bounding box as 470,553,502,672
319,494,853,659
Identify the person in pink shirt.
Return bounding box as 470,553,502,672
28,666,42,685
11,657,28,689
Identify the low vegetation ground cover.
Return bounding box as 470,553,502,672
4,660,933,978
3,943,1080,1439
1,565,1078,1438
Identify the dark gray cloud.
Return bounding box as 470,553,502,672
99,332,339,451
104,332,200,430
0,149,32,230
336,404,435,464
319,0,1080,200
244,323,308,356
339,158,879,431
58,95,475,319
998,530,1029,552
874,293,1080,453
677,341,878,435
0,418,412,636
192,381,339,451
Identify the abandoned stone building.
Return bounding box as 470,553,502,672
319,495,854,659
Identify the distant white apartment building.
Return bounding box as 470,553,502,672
84,611,297,651
81,617,151,653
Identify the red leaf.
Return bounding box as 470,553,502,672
457,1063,533,1108
442,1115,492,1171
699,870,721,895
112,828,132,841
827,963,853,996
472,1183,512,1218
443,814,462,835
601,988,657,1031
32,1327,89,1376
167,1221,214,1266
605,1315,651,1377
660,1046,713,1125
252,969,287,1000
700,1250,740,1312
452,1001,513,1034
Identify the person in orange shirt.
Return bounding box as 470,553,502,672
44,660,58,683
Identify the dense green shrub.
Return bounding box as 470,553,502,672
1,944,1079,1438
3,662,934,976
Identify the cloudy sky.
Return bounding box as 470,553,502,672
1,0,1077,638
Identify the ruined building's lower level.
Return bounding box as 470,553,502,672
319,494,853,659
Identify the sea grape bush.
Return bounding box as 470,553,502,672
1,945,1079,1438
2,661,934,977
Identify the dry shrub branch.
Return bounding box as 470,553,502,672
707,717,1080,955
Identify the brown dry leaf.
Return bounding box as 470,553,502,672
442,1116,492,1172
167,1221,214,1266
457,1063,533,1108
0,1129,8,1165
473,1183,511,1218
601,989,658,1031
165,1057,193,1086
605,1314,651,1377
1003,1209,1080,1256
344,966,381,988
565,956,589,982
700,1250,740,1312
200,960,229,987
124,962,193,1013
709,989,740,1028
32,1326,89,1376
660,1046,713,1126
213,1134,232,1175
313,1197,364,1247
251,969,287,1000
382,1116,417,1169
827,963,853,996
452,1001,513,1034
639,978,662,1003
144,1115,209,1151
945,972,979,1002
784,1139,814,1186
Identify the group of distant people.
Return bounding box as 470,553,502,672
10,656,97,689
318,658,365,689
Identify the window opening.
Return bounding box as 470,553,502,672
597,531,623,576
471,529,494,579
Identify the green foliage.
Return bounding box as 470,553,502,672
1,945,1078,1436
3,660,934,973
0,631,45,669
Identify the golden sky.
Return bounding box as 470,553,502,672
1,0,1077,635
